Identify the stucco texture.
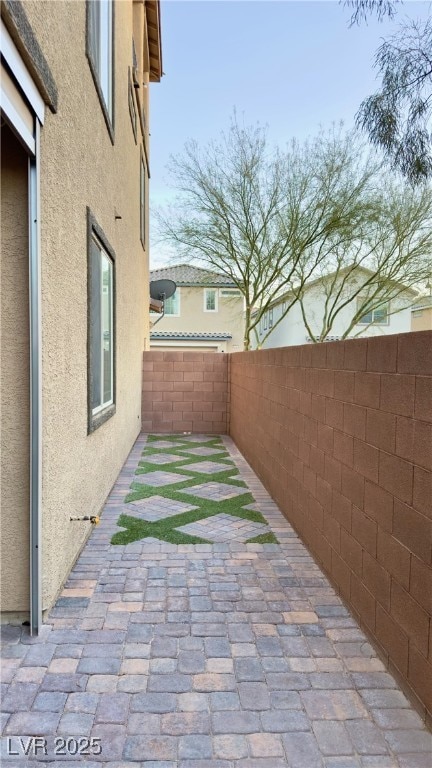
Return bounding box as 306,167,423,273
17,0,151,610
0,126,30,612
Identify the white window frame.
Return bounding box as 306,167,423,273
263,312,268,331
357,300,390,325
164,288,181,317
269,308,274,328
90,239,114,417
140,152,146,248
88,210,116,434
87,0,114,134
204,288,218,312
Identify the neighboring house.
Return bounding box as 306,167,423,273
0,0,162,630
253,267,417,349
411,291,432,331
150,264,245,352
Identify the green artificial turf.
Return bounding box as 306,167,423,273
111,511,211,545
110,433,279,545
247,532,279,544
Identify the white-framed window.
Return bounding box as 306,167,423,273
263,312,268,331
204,288,218,312
269,308,274,328
140,153,146,248
220,288,242,297
87,0,114,130
88,213,115,432
357,301,389,325
164,289,180,316
282,301,287,314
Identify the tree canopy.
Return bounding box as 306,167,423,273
294,181,432,341
157,116,432,347
345,1,432,183
344,0,401,25
158,119,382,348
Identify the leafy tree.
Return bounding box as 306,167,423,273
345,1,432,183
157,118,380,349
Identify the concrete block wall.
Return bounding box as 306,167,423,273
142,350,229,433
229,331,432,722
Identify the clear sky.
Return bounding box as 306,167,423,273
150,0,432,264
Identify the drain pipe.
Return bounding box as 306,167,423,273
29,121,42,635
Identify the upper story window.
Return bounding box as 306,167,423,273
164,289,180,316
269,308,274,328
87,0,114,138
140,153,147,248
357,301,389,325
204,288,218,312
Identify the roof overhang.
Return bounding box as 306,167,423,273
146,0,162,82
150,332,233,341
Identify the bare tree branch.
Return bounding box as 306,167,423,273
157,118,383,348
343,0,401,26
296,182,432,341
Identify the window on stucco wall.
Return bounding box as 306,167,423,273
204,288,218,312
87,210,116,433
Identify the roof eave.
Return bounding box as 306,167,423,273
174,282,236,288
146,0,162,82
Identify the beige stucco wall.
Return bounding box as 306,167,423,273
0,126,30,612
411,307,432,331
8,0,152,610
151,286,245,351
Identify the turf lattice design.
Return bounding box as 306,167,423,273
111,434,278,545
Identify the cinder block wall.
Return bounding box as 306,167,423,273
142,351,229,433
229,331,432,722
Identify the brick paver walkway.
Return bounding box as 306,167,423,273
1,434,431,767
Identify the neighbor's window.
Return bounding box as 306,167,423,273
204,288,218,312
263,312,268,331
140,153,146,247
164,289,180,316
87,0,114,129
269,308,274,328
357,302,389,325
88,218,115,432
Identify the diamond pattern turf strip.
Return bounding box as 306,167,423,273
111,435,278,545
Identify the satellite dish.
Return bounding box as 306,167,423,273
150,279,176,301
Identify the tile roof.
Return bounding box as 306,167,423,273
150,331,232,340
150,264,235,287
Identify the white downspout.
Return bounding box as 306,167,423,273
29,119,42,635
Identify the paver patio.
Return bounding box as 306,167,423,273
1,433,431,767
